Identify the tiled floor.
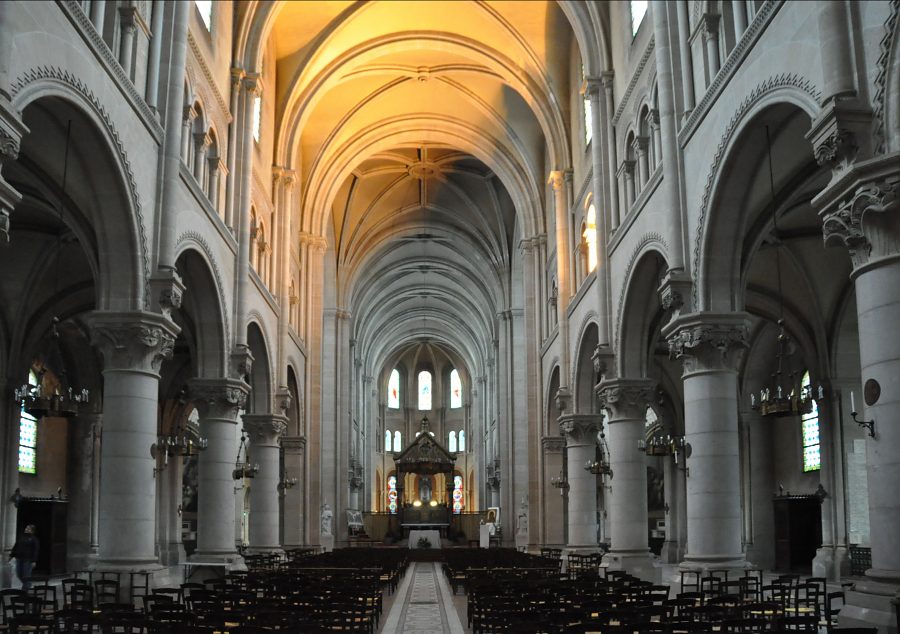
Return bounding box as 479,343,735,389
381,562,466,634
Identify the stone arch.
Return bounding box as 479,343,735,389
617,246,669,379
11,84,148,311
247,319,273,414
286,364,303,437
546,364,561,435
573,321,600,413
173,246,228,378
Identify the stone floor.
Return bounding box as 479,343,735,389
380,562,466,634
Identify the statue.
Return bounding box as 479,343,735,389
320,503,333,536
419,476,432,503
516,495,528,534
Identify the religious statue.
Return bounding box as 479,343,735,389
516,495,528,534
320,503,333,536
419,476,432,503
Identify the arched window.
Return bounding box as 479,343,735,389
581,64,592,144
194,0,212,30
448,431,457,453
459,430,466,452
452,474,464,514
252,95,262,143
801,371,820,472
387,474,398,514
418,371,432,410
18,370,38,474
384,430,391,452
450,369,461,409
393,430,402,452
584,204,597,272
387,369,400,409
630,1,648,37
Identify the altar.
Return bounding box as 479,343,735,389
408,528,441,549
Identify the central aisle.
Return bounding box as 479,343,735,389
381,562,466,634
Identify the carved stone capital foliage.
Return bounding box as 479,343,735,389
584,76,603,99
554,386,572,414
701,13,721,40
189,377,249,421
806,98,873,174
558,414,602,446
230,345,254,381
541,436,566,454
0,96,29,165
591,345,615,381
547,170,565,191
597,379,656,421
242,414,288,445
821,172,900,270
149,270,185,321
662,312,751,374
658,270,694,325
281,435,306,454
86,311,180,372
275,388,292,416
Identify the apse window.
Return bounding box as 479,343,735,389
452,474,464,514
418,371,432,410
584,204,597,272
384,430,392,452
459,430,466,452
388,474,398,514
393,431,402,452
631,0,648,37
801,371,820,472
194,0,212,31
18,371,38,474
252,96,262,143
450,369,462,408
449,431,457,453
387,369,400,409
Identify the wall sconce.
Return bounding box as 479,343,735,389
278,475,298,492
849,390,876,439
673,440,692,477
232,430,259,480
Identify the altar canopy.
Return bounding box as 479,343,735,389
392,416,457,476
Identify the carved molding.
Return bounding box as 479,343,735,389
663,313,751,375
822,175,900,270
87,311,179,372
11,65,153,308
691,74,822,310
612,37,656,126
187,32,233,124
873,0,900,154
597,379,656,421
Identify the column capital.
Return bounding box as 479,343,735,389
230,344,254,382
86,311,180,372
242,414,287,446
806,98,873,174
817,162,900,272
188,377,249,420
591,345,615,381
193,132,212,149
618,159,636,177
701,13,721,38
183,105,197,123
541,435,566,454
547,170,565,191
242,73,261,96
584,76,604,99
558,413,602,446
662,312,751,374
597,378,656,421
657,269,694,324
632,135,650,154
274,387,292,416
282,435,306,454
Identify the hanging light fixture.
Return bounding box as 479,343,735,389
13,121,90,419
232,429,259,480
157,391,208,466
585,429,613,478
750,126,820,418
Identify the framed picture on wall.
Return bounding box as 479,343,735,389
486,506,500,526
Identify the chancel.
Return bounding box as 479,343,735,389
0,1,898,632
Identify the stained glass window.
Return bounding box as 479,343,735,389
801,371,821,472
384,430,391,452
459,430,466,452
388,369,400,409
450,369,461,408
452,475,464,514
194,1,212,30
448,431,457,453
418,371,431,410
631,1,648,37
584,204,597,272
393,431,402,452
388,474,398,514
18,370,38,474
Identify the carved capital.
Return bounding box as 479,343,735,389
633,135,650,155
547,170,565,191
618,159,636,177
554,386,572,414
541,436,566,454
242,414,288,446
657,270,694,324
701,14,721,39
242,73,261,96
188,377,248,421
662,312,751,374
559,414,602,446
275,388,292,416
149,270,185,321
591,345,615,382
584,76,603,99
230,345,254,381
281,435,306,454
597,378,655,421
86,311,179,372
821,173,900,270
806,98,873,174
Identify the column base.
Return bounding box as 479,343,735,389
245,545,284,555
812,544,851,581
188,551,246,573
660,540,683,564
679,553,749,573
839,571,900,634
602,550,658,583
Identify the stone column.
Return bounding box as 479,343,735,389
675,0,695,116
559,414,601,551
812,391,849,580
597,379,656,579
702,14,721,80
743,407,775,569
660,442,685,563
144,0,164,113
663,312,751,571
732,1,747,40
224,69,243,231
815,164,900,631
207,158,224,211
90,0,107,37
281,436,306,547
585,77,612,348
243,414,287,552
621,160,636,210
188,378,249,564
634,136,650,190
66,408,101,570
86,311,179,569
549,170,572,404
90,416,101,554
601,72,620,231
816,1,855,101
0,99,27,244
193,133,211,190
118,6,137,81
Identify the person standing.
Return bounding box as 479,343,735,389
11,524,39,590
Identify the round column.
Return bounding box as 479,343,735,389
87,311,179,568
189,378,248,562
597,379,656,578
281,436,306,547
559,414,601,550
664,312,751,571
244,414,287,552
